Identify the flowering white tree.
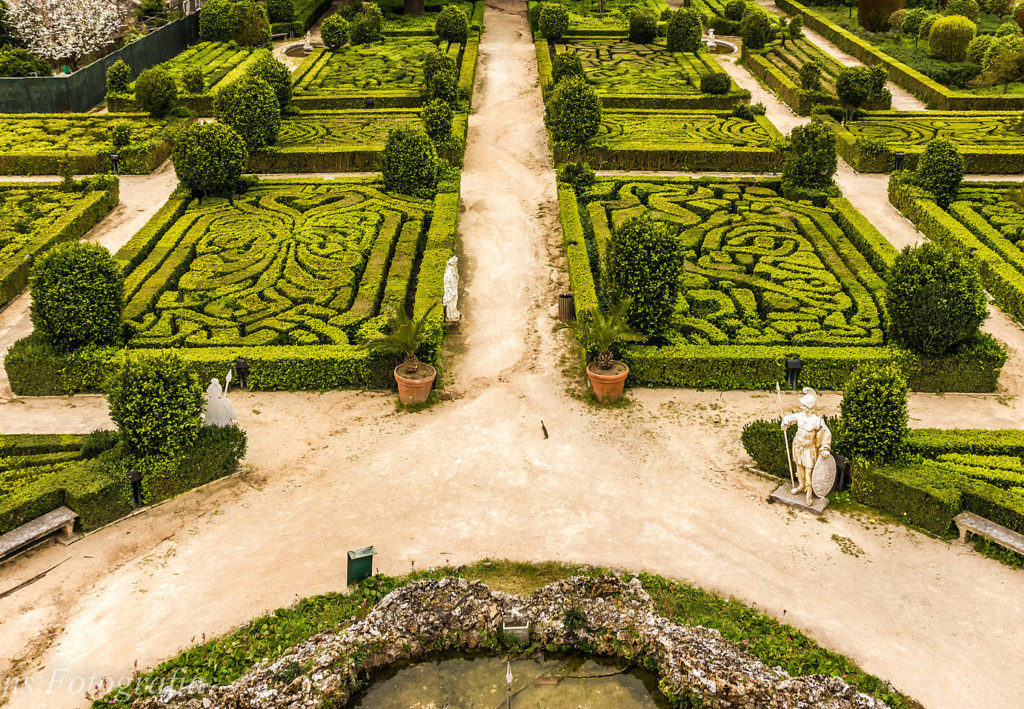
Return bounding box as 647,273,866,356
6,0,132,69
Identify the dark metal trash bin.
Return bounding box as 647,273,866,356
347,546,377,585
831,454,851,493
558,293,575,322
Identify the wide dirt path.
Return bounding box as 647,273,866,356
2,4,1024,709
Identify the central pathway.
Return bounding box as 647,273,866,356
2,4,1024,709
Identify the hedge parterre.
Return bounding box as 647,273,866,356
384,0,483,34
830,111,1024,173
541,0,669,33
0,113,183,176
561,176,1004,391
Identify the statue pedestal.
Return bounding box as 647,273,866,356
769,484,829,515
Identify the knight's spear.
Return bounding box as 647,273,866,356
776,382,796,489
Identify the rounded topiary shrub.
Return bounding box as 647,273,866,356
838,363,909,464
381,127,439,198
700,72,731,94
266,0,295,23
106,59,131,94
321,13,350,50
929,15,976,62
741,6,774,50
966,34,997,64
134,66,178,118
545,76,602,147
918,13,941,40
557,161,596,196
180,65,205,94
799,60,822,91
996,21,1022,37
427,66,459,106
782,119,836,197
246,50,291,108
29,242,124,353
885,242,987,356
108,353,204,459
171,122,249,198
916,138,964,208
629,10,658,43
552,51,584,84
421,98,453,142
724,0,746,22
606,214,682,336
0,46,51,77
199,0,235,41
435,5,469,43
214,75,281,150
109,120,132,149
350,2,384,44
667,9,702,53
901,7,929,37
539,4,569,39
231,0,272,47
424,49,457,86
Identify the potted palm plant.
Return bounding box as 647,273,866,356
560,300,645,403
371,302,439,404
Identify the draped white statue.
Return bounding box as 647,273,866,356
204,377,238,427
443,255,461,322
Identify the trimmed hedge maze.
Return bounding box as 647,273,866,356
831,112,1024,174
891,178,1024,327
0,114,183,176
0,179,119,309
742,38,891,116
561,176,1004,391
555,109,783,171
384,0,483,34
550,37,751,109
546,0,669,33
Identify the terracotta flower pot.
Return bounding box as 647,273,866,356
394,363,437,404
586,360,629,403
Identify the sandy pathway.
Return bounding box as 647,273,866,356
2,5,1024,709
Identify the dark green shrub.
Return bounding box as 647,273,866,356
885,242,987,357
552,51,584,84
171,122,249,198
246,50,291,108
180,65,205,93
947,0,980,20
321,14,349,49
545,77,602,147
966,34,997,64
231,0,271,47
427,66,459,106
781,119,836,197
902,7,929,37
724,0,746,21
836,65,873,120
214,75,281,150
424,49,457,86
629,10,658,43
918,13,941,40
134,66,178,118
29,242,124,353
557,161,596,195
700,72,731,94
528,2,543,33
916,138,964,207
199,0,235,41
539,4,569,39
0,46,50,77
266,0,295,23
80,429,120,460
740,6,773,50
996,20,1022,36
667,9,703,52
929,15,976,62
741,419,797,478
435,5,469,43
838,364,909,464
788,14,803,40
381,127,438,198
859,0,902,31
799,60,822,91
606,214,682,335
106,59,131,94
709,15,740,34
107,353,204,459
350,2,384,44
421,98,453,142
109,121,132,149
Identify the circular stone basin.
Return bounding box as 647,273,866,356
284,41,325,57
353,654,670,708
706,39,739,54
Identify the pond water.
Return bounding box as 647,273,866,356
352,654,671,708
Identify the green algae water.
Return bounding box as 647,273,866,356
352,654,670,708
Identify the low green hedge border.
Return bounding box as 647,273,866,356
776,0,1024,111
0,178,119,310
827,113,1024,174
559,177,1005,392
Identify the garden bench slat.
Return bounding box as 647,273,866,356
954,511,1024,556
0,506,78,561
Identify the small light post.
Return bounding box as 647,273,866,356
365,97,375,109
894,152,905,172
785,357,803,390
110,153,120,175
128,468,143,508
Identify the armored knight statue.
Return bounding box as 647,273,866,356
781,387,832,505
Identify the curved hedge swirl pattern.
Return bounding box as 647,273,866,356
846,115,1024,148
277,112,423,148
125,183,432,348
294,39,450,96
586,180,886,347
595,111,776,147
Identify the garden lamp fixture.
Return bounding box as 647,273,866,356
110,153,120,175
894,152,905,172
128,468,143,508
365,97,375,109
784,357,803,390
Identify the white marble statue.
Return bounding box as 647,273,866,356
204,377,238,427
781,387,832,505
443,255,461,322
705,28,716,51
303,31,313,52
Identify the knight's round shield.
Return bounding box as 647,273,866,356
812,454,838,497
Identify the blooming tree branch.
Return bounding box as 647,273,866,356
6,0,131,69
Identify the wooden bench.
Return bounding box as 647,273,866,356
0,507,79,561
271,31,291,41
954,511,1024,556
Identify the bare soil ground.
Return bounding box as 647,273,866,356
1,4,1024,709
